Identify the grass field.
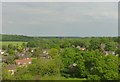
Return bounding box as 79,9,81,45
0,41,27,47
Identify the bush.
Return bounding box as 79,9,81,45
87,75,101,80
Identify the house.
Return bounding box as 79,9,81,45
104,51,115,56
42,49,49,55
100,43,106,51
69,63,77,69
80,47,86,51
69,63,77,74
43,51,48,54
15,53,25,57
76,46,86,51
60,49,64,52
0,50,5,55
3,53,9,56
72,63,77,67
40,54,51,59
2,56,8,63
100,43,106,49
1,51,4,55
6,65,16,75
40,49,52,59
76,46,81,49
15,58,32,66
72,45,75,48
31,50,34,53
15,53,31,59
23,47,30,51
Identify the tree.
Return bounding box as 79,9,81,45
60,47,78,77
81,50,118,80
22,42,26,47
105,42,117,51
87,75,100,80
2,67,14,80
5,56,15,64
28,59,60,77
72,39,90,48
89,38,101,50
32,48,42,57
8,44,15,50
14,66,33,80
60,39,71,48
2,45,7,50
17,74,33,80
48,48,59,59
27,40,38,48
103,70,118,80
7,48,15,55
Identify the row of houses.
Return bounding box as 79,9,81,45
74,43,117,56
3,49,51,75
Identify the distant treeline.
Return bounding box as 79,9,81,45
0,34,35,42
0,34,80,41
0,34,119,42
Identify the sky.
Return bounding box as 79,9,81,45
2,2,118,37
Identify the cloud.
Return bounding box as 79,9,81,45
2,2,118,37
26,21,42,25
7,21,14,24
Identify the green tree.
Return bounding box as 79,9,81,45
105,42,117,51
32,48,42,57
103,70,118,80
5,56,15,64
87,75,101,80
28,58,60,77
89,38,101,50
7,48,15,55
14,67,33,80
8,44,16,50
48,48,59,59
2,45,7,50
60,47,77,77
17,45,23,53
2,68,14,80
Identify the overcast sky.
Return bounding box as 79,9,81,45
2,2,118,37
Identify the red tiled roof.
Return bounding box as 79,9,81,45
15,58,32,65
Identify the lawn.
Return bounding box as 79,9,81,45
0,41,27,47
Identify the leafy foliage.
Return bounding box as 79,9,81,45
1,34,119,80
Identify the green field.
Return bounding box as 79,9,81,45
0,41,27,47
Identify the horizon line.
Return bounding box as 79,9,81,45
0,33,118,38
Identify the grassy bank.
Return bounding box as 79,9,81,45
40,75,87,80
